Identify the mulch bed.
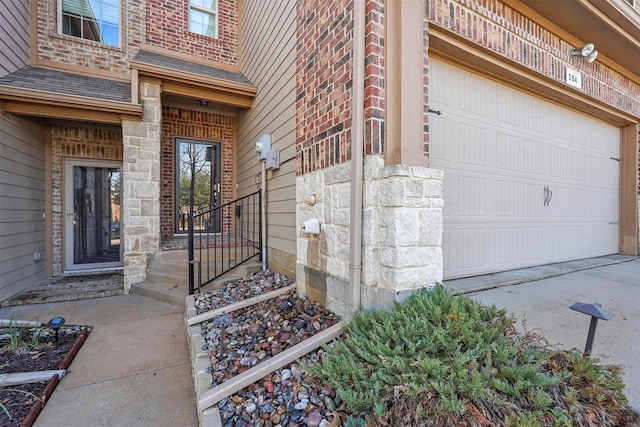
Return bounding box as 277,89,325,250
0,326,90,427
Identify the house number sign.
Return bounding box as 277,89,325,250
565,67,582,90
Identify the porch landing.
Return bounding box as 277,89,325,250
0,272,124,307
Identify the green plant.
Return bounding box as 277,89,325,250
304,285,637,426
30,318,41,347
8,314,22,351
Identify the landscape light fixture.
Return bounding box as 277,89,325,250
47,316,66,342
570,43,598,63
569,302,613,356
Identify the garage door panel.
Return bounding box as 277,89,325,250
495,227,545,264
430,59,620,279
495,133,544,175
549,146,588,182
459,123,487,166
495,181,543,218
443,227,491,273
445,174,488,217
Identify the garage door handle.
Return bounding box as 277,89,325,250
544,185,549,206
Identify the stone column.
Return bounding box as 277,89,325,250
362,157,444,310
121,80,161,292
296,155,444,317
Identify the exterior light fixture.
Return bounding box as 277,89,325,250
47,316,66,342
570,43,598,63
199,99,209,107
569,302,613,356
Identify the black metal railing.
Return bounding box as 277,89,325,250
188,191,262,294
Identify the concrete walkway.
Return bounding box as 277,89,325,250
449,258,640,411
0,294,197,427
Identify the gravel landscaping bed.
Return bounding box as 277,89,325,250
218,348,357,427
192,270,351,427
195,270,294,315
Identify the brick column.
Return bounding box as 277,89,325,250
121,80,161,291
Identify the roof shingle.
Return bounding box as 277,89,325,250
0,66,131,103
132,50,253,86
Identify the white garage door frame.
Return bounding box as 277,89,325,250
430,58,624,279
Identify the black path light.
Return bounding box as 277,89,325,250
47,316,66,342
569,302,614,356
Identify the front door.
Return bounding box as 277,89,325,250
176,139,222,234
64,160,122,271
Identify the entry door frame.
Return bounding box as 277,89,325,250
63,159,123,272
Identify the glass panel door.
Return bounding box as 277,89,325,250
176,139,221,234
64,160,122,271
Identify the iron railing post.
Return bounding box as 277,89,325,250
188,211,194,295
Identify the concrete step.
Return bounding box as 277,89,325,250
135,256,263,306
130,281,187,307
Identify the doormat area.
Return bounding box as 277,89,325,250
1,273,124,308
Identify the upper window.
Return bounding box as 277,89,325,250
189,0,218,38
60,0,120,47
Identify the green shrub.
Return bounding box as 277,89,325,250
304,285,637,426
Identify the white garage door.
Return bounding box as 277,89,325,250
430,60,620,279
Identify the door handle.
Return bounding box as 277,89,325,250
544,185,549,206
543,185,553,207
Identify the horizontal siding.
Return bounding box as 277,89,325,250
0,115,46,301
0,1,30,76
239,0,297,273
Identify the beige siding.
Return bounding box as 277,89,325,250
239,0,296,275
0,1,30,76
0,114,46,300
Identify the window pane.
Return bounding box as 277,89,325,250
191,0,217,10
189,8,216,38
61,0,119,46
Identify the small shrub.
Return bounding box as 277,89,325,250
304,285,638,426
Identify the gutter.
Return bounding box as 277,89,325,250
348,0,366,312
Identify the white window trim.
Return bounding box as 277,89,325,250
189,1,219,39
57,0,122,47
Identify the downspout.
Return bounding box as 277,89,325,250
348,0,366,312
261,160,267,272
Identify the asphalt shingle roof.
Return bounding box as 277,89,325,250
132,50,253,86
0,66,131,103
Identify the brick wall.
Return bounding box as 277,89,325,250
36,0,144,75
146,0,239,67
50,125,123,275
296,0,354,176
429,0,640,118
160,107,235,240
364,0,385,156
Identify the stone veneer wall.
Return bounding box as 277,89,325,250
121,81,162,291
35,0,144,74
146,0,239,66
296,156,444,317
50,125,123,276
160,108,235,240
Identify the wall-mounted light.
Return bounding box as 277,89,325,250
199,99,209,107
570,43,598,63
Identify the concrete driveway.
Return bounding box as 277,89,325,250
450,258,640,411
